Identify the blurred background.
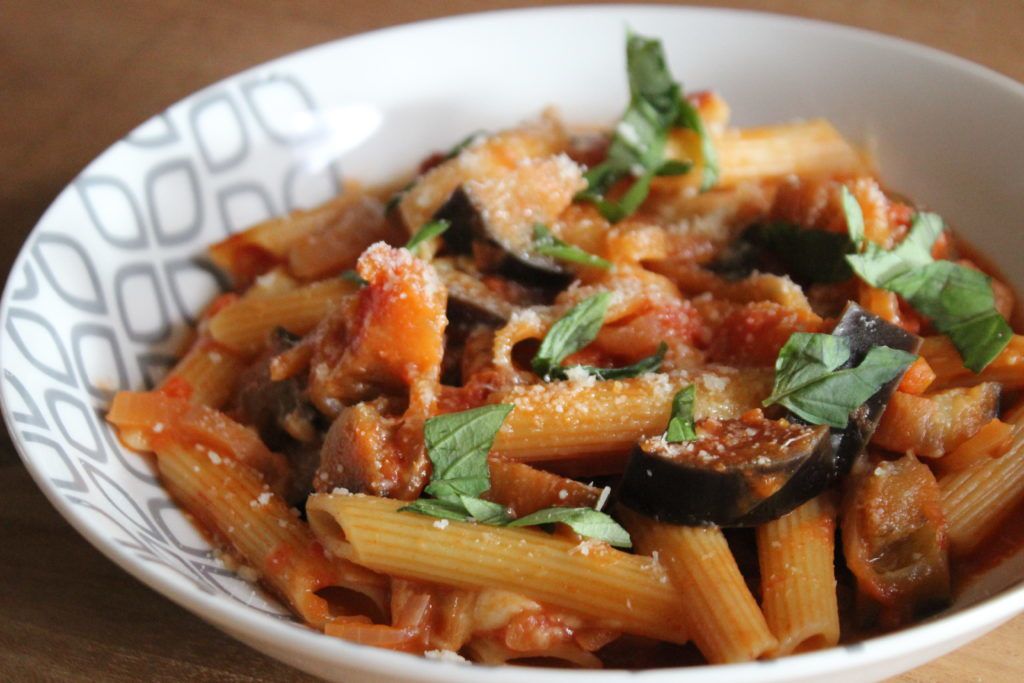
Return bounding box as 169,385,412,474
1,1,1022,680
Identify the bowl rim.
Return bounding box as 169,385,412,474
4,4,1024,680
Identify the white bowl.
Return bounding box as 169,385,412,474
4,5,1023,682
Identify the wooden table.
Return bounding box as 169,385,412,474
2,1,1023,680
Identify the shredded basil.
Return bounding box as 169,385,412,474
763,333,917,428
532,294,668,381
339,269,368,286
744,222,855,284
508,507,632,548
532,293,611,379
551,342,667,381
843,203,1011,372
400,404,631,546
405,219,450,252
665,384,697,442
422,404,513,500
576,32,715,222
533,224,612,269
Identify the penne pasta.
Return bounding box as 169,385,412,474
920,335,1024,391
942,416,1024,557
491,368,773,466
158,336,246,408
306,493,690,644
155,440,388,627
666,119,870,189
101,34,1024,668
208,279,356,355
621,508,777,663
756,494,840,655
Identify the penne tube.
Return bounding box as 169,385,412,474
108,391,290,494
208,279,356,355
937,419,1014,475
664,119,869,189
485,460,600,516
941,416,1024,557
756,494,840,656
155,440,388,627
158,336,246,408
919,335,1024,391
306,494,690,644
490,368,772,464
209,190,364,276
622,508,777,663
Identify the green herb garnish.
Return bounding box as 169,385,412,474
531,293,611,378
339,269,369,286
745,222,855,284
533,224,612,269
551,342,667,381
532,293,667,381
577,32,717,222
842,199,1011,372
665,384,697,442
400,405,631,546
405,218,450,253
763,333,917,428
508,507,632,548
422,404,513,500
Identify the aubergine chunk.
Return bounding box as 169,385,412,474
619,412,834,527
314,400,428,501
841,451,950,628
229,328,323,503
824,303,922,472
433,154,586,284
871,383,1000,458
432,256,519,325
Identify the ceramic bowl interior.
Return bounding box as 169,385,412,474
4,6,1024,682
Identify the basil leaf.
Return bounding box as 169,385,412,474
665,384,697,442
657,159,692,176
532,293,611,378
841,186,865,245
423,404,513,499
339,269,368,286
552,342,667,381
509,507,632,548
885,260,1012,372
444,131,484,160
459,496,513,525
399,498,471,522
844,209,1011,372
745,222,855,284
405,219,450,252
846,212,942,286
770,332,851,398
943,309,1013,372
577,32,715,223
764,333,917,428
626,33,680,121
533,224,612,269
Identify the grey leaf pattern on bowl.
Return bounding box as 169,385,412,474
1,72,339,623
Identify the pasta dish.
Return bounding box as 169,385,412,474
107,33,1024,667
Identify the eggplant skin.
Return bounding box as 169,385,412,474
827,303,923,473
618,418,834,527
433,186,572,288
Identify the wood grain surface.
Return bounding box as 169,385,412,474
2,1,1022,681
